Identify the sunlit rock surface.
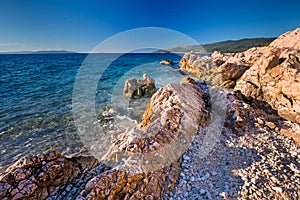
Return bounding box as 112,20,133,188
0,77,209,199
1,28,300,200
123,74,156,99
180,28,300,125
235,27,300,125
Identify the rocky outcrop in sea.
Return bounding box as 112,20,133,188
1,28,300,199
123,74,156,99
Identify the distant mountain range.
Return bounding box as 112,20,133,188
0,37,276,54
0,50,77,54
155,37,276,53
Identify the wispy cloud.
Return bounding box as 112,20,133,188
0,42,24,46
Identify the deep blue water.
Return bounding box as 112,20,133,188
0,53,184,169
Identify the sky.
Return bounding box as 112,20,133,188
0,0,299,52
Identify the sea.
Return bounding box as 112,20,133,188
0,53,186,170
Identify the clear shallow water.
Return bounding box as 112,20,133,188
0,53,184,170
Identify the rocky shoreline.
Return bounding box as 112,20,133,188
1,28,300,199
165,90,300,199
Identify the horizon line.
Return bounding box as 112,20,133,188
0,36,277,55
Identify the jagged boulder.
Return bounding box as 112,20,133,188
0,77,209,200
0,150,180,200
123,74,156,98
0,150,98,200
179,52,211,77
181,28,300,124
78,77,209,199
269,27,300,49
179,52,249,88
234,28,300,124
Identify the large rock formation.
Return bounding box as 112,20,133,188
0,150,99,200
269,27,300,49
234,28,300,124
2,27,300,200
123,74,156,99
0,77,209,200
79,80,209,199
117,82,207,154
0,149,181,200
179,29,299,89
179,52,249,88
180,27,300,125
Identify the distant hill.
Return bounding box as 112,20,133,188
156,37,276,53
34,50,77,54
130,48,160,53
0,50,77,54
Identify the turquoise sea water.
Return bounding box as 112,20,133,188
0,53,184,169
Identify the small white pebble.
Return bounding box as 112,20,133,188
272,187,283,193
219,192,228,198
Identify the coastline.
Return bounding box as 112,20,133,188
1,28,300,199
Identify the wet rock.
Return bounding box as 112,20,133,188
160,59,174,65
97,106,116,124
219,191,228,199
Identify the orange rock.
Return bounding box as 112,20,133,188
235,27,300,124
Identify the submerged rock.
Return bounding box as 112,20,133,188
123,74,156,99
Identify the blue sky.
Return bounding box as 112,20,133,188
0,0,299,52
